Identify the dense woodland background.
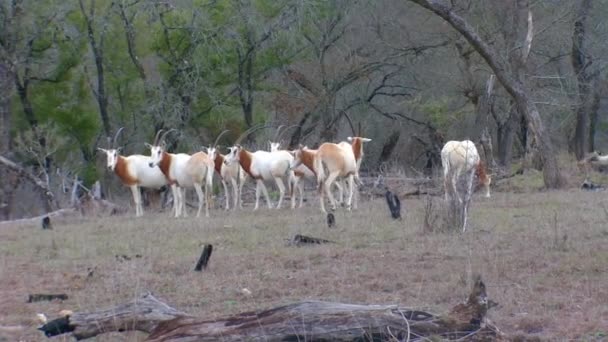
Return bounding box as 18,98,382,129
2,0,608,220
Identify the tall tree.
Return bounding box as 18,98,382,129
79,0,111,139
408,0,564,188
570,0,600,159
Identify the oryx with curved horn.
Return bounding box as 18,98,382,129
224,124,295,210
97,128,168,217
147,129,214,218
206,130,248,210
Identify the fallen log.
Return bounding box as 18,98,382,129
0,208,78,228
39,276,507,341
288,234,335,246
27,294,68,303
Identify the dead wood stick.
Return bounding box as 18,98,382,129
39,277,506,341
289,234,335,246
194,244,213,271
27,294,68,303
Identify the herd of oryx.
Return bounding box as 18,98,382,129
97,125,491,218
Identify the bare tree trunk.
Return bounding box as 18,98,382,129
39,277,505,341
0,62,14,219
378,130,400,165
588,80,601,152
497,105,519,169
571,0,595,160
409,0,564,188
79,0,111,139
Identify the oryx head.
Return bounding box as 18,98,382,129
146,129,176,168
97,127,125,171
224,145,242,166
289,144,308,170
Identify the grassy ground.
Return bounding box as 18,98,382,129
1,186,607,341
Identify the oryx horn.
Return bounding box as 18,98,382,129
112,127,125,148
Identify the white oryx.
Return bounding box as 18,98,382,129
147,130,214,218
224,126,295,210
267,125,315,209
441,140,491,203
338,136,372,209
207,130,248,210
97,128,167,217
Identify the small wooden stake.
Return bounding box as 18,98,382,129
194,244,213,271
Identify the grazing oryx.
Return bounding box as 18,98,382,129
441,140,491,203
207,130,248,210
291,142,358,213
224,126,295,210
147,130,214,218
97,128,167,217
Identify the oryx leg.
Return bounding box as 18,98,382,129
345,174,355,211
274,177,286,209
194,184,204,217
290,175,301,209
221,179,230,210
297,178,305,208
444,173,450,201
237,175,246,209
318,185,327,214
352,180,359,210
462,169,475,232
452,168,463,204
130,185,142,217
261,181,272,209
180,187,188,217
324,171,341,211
170,184,180,217
229,178,238,210
336,179,345,207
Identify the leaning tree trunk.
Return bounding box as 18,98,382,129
39,276,506,341
409,0,564,188
0,155,57,212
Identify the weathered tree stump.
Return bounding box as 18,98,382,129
194,244,213,271
38,276,507,341
385,189,402,220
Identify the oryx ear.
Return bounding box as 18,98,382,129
144,143,153,149
347,136,353,142
97,147,107,153
361,138,372,142
116,147,123,153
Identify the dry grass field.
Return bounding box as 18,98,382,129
1,183,607,341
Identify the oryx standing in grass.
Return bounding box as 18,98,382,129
291,142,358,213
147,129,214,218
97,128,167,217
207,130,248,210
224,125,295,210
